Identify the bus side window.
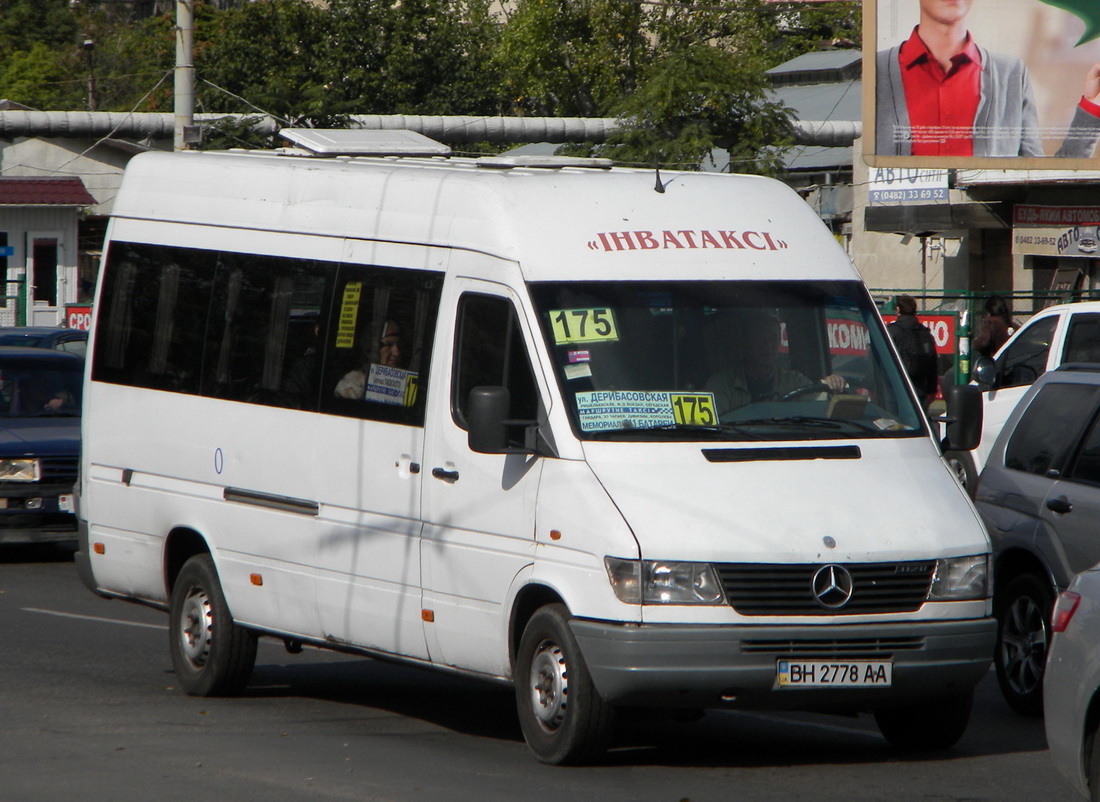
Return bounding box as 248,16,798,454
92,242,215,394
203,253,332,408
452,293,540,440
318,264,442,426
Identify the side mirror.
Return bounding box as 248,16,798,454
972,357,997,389
467,386,510,454
941,383,982,452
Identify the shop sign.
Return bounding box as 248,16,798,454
1013,205,1100,257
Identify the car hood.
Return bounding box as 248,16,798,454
0,418,80,455
581,438,988,564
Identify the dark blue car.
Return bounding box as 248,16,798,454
0,327,88,356
0,348,82,545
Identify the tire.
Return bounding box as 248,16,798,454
1089,728,1100,802
874,690,973,750
943,449,977,499
514,604,614,765
994,573,1054,716
169,554,257,697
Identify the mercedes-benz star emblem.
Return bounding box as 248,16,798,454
812,564,854,609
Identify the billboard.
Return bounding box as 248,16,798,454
865,0,1100,168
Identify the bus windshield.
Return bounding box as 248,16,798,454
528,279,927,441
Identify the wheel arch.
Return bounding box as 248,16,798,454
509,583,566,671
163,526,212,597
994,548,1055,612
1084,689,1100,792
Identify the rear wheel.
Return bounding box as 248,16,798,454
515,603,614,764
874,690,973,750
169,554,257,696
995,573,1054,716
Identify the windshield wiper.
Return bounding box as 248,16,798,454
733,415,863,431
590,423,764,440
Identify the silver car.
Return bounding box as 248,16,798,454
975,364,1100,715
1045,568,1100,799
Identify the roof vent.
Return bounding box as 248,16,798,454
476,154,612,170
278,128,452,157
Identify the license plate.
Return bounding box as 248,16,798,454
58,494,74,513
777,660,892,688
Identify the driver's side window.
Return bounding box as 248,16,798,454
996,316,1057,389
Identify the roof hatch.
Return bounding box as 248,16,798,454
278,128,452,157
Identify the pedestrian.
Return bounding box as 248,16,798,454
888,295,939,411
972,294,1014,358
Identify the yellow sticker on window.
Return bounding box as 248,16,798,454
670,393,717,427
549,308,619,344
335,282,362,348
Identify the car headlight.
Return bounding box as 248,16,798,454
0,458,39,482
928,554,989,601
605,557,726,605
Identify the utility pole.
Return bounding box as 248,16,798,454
174,0,195,151
83,38,96,112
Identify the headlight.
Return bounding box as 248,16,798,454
928,554,989,601
0,458,39,482
605,557,726,605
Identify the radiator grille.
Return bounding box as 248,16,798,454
716,561,935,616
40,456,79,485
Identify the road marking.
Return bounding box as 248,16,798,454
22,607,167,630
22,607,283,650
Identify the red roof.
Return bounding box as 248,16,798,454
0,178,97,206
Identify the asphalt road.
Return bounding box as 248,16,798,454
0,544,1079,802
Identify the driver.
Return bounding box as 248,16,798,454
705,312,846,416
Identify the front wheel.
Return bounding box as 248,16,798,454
514,604,614,764
874,690,973,750
169,554,257,696
995,573,1054,716
943,450,978,499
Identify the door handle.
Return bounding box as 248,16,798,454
1046,496,1073,514
432,467,459,482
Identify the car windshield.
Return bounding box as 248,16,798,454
0,364,83,417
529,279,927,441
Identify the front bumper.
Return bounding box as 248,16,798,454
0,482,77,544
570,617,995,711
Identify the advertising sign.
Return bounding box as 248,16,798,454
1012,204,1100,256
868,167,949,204
66,305,92,331
866,1,1100,168
881,314,958,355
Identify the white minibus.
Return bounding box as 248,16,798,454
77,130,993,764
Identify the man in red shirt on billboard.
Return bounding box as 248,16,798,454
875,0,1100,157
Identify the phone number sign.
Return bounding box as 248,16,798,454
869,168,948,205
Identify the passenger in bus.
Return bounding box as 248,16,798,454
705,312,846,417
334,319,408,400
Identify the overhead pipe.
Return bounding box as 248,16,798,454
0,111,860,147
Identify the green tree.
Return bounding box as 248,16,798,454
509,0,795,174
494,0,646,117
762,1,862,66
0,43,84,110
0,0,78,55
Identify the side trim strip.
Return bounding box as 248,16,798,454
223,486,320,516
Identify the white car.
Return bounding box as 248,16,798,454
1045,566,1100,798
959,300,1100,491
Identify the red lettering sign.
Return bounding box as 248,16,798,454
881,314,956,355
66,305,93,331
587,229,788,251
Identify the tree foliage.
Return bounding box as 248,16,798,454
0,0,858,170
